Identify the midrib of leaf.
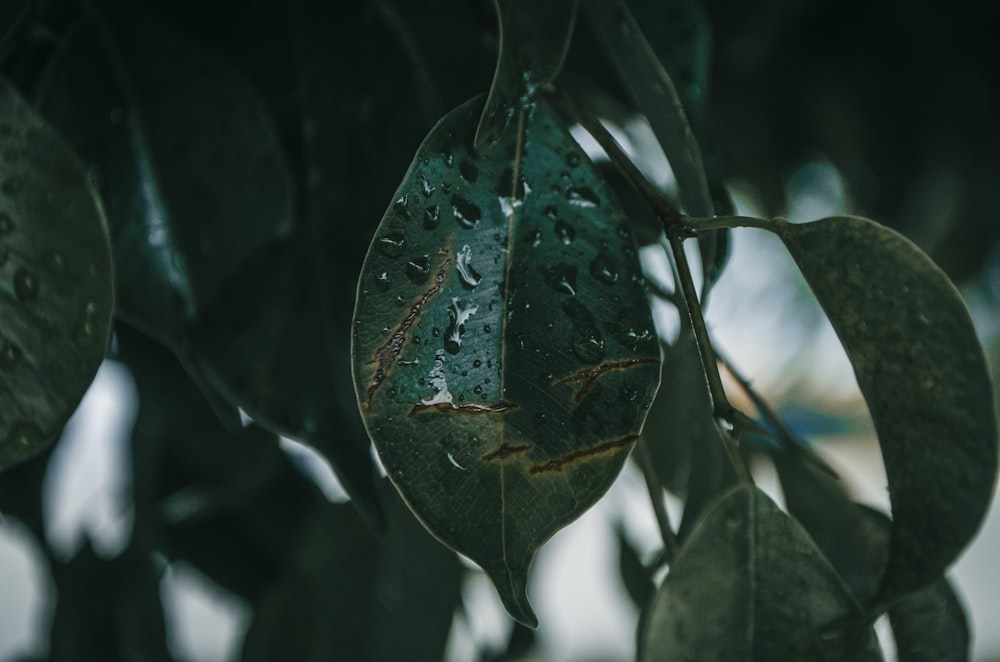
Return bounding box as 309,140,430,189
498,103,529,598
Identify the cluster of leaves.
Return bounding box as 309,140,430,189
0,0,996,660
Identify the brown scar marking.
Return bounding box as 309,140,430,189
365,256,452,409
409,401,518,416
482,442,531,462
553,358,660,403
528,435,638,475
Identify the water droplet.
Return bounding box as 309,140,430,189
530,228,542,247
1,178,22,196
473,385,483,394
442,151,455,168
13,268,39,302
554,220,575,245
544,205,558,219
452,196,481,229
589,252,619,285
431,327,441,337
460,160,479,183
75,301,100,345
444,297,479,354
616,222,632,239
566,152,581,168
483,324,492,334
473,359,482,368
0,337,22,369
418,174,436,198
406,254,431,284
543,263,577,295
572,334,605,363
422,205,441,230
375,271,391,291
566,186,599,208
45,252,67,274
456,244,481,289
0,212,13,234
376,232,406,258
6,422,43,449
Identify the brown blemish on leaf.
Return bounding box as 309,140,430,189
529,435,638,475
365,256,451,409
409,401,519,416
553,358,660,403
482,442,531,462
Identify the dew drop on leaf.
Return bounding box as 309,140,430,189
566,186,599,208
452,195,482,229
572,334,605,363
423,205,441,230
13,268,39,302
456,244,482,289
543,263,577,295
0,337,22,369
376,232,406,258
554,219,575,245
406,254,431,284
589,252,619,285
374,271,391,291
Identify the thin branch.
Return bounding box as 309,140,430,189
687,214,779,232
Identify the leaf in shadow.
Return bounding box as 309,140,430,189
639,485,883,662
775,215,998,606
353,95,660,626
889,575,968,662
33,7,292,346
0,77,113,471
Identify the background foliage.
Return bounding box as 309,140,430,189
1,0,998,659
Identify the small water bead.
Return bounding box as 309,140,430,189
473,360,482,368
423,205,441,230
419,174,435,198
374,271,391,291
543,263,577,296
566,186,599,208
530,228,542,247
46,252,67,275
376,232,406,258
460,160,479,183
406,254,431,284
442,151,455,168
544,205,558,220
566,152,582,168
572,334,605,363
0,338,22,369
452,196,481,229
13,268,39,302
554,220,575,245
456,244,481,289
75,301,100,345
589,252,619,285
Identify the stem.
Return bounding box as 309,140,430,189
635,439,677,564
666,227,753,484
552,89,684,224
687,215,779,232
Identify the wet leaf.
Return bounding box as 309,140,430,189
639,485,882,662
889,576,968,662
774,215,999,604
353,95,660,626
34,8,292,346
0,77,114,471
476,0,580,147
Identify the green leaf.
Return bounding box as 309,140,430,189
190,233,384,530
0,77,113,471
639,485,882,662
774,215,998,604
889,576,968,662
34,8,292,346
774,446,888,606
352,95,661,626
476,0,580,147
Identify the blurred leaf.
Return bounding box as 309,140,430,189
34,7,292,346
642,322,736,541
475,0,579,146
353,95,660,626
241,483,462,662
774,446,887,606
617,526,654,609
0,77,114,471
775,215,998,605
639,485,882,661
119,325,322,602
190,233,384,529
890,576,969,662
48,542,170,662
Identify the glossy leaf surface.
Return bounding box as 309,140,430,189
775,215,998,603
353,96,660,626
34,9,292,345
639,485,882,661
0,78,113,470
